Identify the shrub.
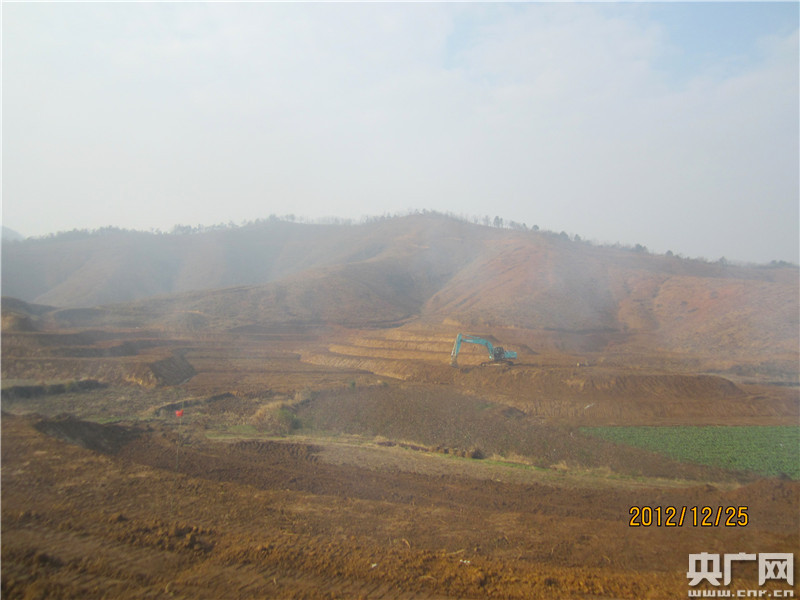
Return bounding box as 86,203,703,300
251,402,300,435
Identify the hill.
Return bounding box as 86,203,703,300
1,217,489,307
2,214,797,371
2,226,24,241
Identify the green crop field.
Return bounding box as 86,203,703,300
581,426,800,479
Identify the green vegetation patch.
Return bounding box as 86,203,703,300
581,426,800,479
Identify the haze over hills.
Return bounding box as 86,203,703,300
1,226,24,242
1,215,495,307
2,213,798,371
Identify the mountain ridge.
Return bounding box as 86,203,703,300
2,214,797,369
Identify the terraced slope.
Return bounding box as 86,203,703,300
299,326,796,426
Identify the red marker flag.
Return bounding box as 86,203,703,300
175,409,184,417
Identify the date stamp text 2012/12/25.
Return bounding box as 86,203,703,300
629,506,749,527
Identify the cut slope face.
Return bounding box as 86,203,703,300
424,234,798,356
425,235,620,331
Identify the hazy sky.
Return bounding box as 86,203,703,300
3,2,798,264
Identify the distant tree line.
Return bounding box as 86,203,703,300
9,208,797,268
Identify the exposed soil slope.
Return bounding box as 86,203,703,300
3,215,797,371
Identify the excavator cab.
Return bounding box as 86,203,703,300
491,346,508,362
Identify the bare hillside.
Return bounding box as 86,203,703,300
2,214,797,371
1,216,481,307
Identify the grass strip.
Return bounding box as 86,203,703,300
581,426,800,479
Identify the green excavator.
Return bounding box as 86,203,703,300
450,333,517,367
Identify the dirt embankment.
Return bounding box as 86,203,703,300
2,380,107,400
2,313,37,332
2,326,196,388
133,351,196,387
2,350,195,388
300,349,775,425
297,326,800,426
32,415,141,454
294,385,751,481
